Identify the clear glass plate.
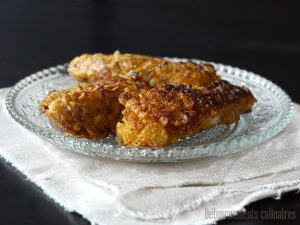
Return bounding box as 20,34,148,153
6,59,293,162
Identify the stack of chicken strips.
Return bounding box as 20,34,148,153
40,51,256,147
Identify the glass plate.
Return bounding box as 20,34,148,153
6,59,293,162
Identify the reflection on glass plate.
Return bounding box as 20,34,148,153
6,59,293,162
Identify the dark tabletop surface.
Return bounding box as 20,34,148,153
0,0,300,224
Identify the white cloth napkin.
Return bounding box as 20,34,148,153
0,87,300,225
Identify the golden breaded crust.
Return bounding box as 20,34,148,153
68,51,220,88
116,80,257,147
40,76,149,139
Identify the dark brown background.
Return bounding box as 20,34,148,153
0,0,300,224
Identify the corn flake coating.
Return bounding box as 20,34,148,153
116,80,257,147
68,51,220,88
40,76,149,139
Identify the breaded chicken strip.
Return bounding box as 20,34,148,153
117,80,256,147
68,51,220,88
39,76,149,139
